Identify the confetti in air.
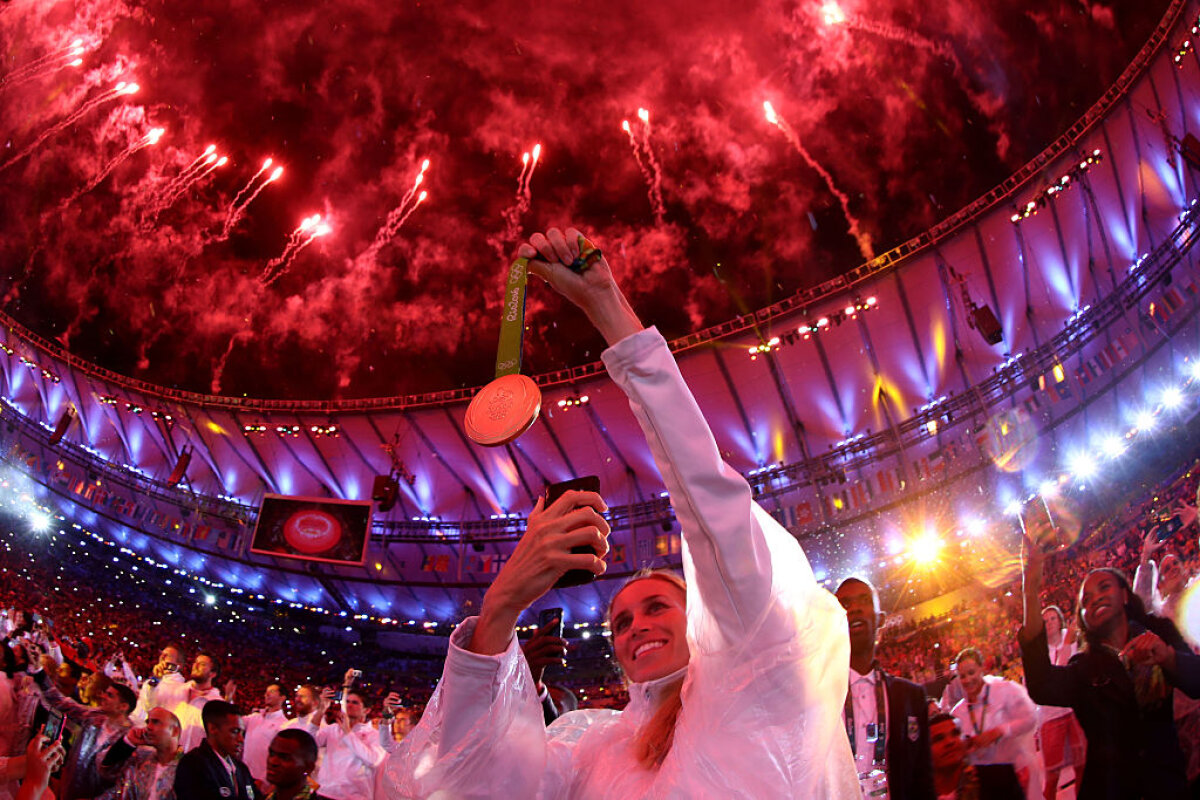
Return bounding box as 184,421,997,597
219,158,284,240
363,158,431,262
0,80,139,174
763,100,873,259
261,213,332,286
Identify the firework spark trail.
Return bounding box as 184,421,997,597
219,162,283,239
153,144,216,201
210,330,253,395
64,126,164,205
149,151,227,220
621,118,656,212
391,190,427,233
820,2,976,116
261,214,331,286
501,145,541,242
230,158,273,209
364,159,431,259
0,81,139,174
0,38,88,91
763,101,873,259
522,143,541,203
636,108,666,222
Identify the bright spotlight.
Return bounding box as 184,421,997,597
1190,360,1200,381
29,512,51,533
1068,452,1096,480
204,594,216,606
1100,435,1125,458
963,517,986,537
1134,410,1156,432
908,530,943,566
1039,480,1058,498
1162,386,1184,410
1004,500,1023,516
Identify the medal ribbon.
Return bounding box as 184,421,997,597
493,257,530,378
491,238,603,379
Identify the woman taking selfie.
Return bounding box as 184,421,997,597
380,228,858,798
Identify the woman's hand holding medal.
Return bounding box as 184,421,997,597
520,227,644,347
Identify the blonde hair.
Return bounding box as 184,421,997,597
607,569,688,770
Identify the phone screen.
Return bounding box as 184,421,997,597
42,711,64,743
538,607,565,640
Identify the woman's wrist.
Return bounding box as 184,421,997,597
583,285,643,346
469,596,522,656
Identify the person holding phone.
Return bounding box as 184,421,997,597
1019,535,1200,798
99,707,183,800
378,227,858,797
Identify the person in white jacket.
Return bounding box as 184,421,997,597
314,689,384,799
948,648,1040,800
377,226,859,799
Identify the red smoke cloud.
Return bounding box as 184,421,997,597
0,0,1162,398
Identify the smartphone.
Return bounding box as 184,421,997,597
351,669,363,679
1156,515,1184,542
41,710,64,743
539,607,565,640
547,476,602,589
332,689,343,703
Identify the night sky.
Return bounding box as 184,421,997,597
0,0,1167,399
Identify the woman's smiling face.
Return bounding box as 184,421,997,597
609,576,690,683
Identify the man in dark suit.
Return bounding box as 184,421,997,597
174,699,260,800
836,577,935,800
929,712,1024,799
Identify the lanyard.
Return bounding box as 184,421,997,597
493,238,601,378
844,667,887,765
966,685,990,735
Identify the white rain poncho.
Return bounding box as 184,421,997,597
378,327,859,799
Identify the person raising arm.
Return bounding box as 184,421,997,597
378,227,858,799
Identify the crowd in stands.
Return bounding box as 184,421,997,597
0,453,1196,797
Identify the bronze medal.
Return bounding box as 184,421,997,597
464,373,542,447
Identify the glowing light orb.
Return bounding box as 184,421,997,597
1068,452,1096,480
417,190,427,202
29,512,51,533
531,143,542,161
637,107,649,123
622,120,631,132
1162,386,1184,409
147,128,165,144
763,100,778,124
908,531,943,566
268,167,284,181
820,1,847,25
1100,435,1125,458
204,594,216,605
1134,410,1156,431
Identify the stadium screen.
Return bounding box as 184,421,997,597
250,494,373,566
